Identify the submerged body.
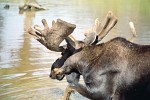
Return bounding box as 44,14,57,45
55,37,150,100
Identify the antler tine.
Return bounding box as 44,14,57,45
94,18,102,34
42,19,49,28
97,11,117,42
100,12,112,33
105,17,117,35
34,25,43,34
28,27,43,41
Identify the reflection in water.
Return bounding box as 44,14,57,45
0,0,150,100
19,11,35,74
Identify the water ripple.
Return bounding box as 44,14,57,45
1,73,27,80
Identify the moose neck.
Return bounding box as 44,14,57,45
67,43,105,74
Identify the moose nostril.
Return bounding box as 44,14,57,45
49,74,52,78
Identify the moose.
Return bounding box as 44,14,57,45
28,11,150,100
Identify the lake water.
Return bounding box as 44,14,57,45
0,0,150,100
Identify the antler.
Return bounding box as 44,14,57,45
28,19,76,52
84,11,118,45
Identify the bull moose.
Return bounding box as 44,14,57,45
28,11,150,100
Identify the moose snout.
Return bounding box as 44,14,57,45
50,68,65,80
49,73,52,78
49,71,56,79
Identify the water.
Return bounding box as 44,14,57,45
0,0,150,100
